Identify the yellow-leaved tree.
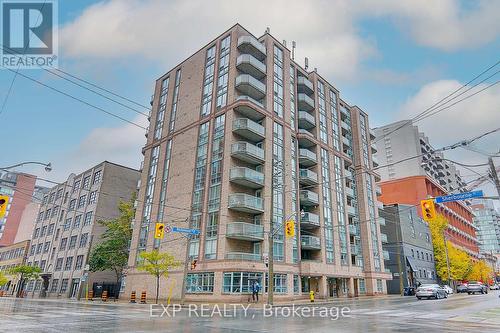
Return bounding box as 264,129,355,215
468,260,493,283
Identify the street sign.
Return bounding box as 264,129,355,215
172,227,200,235
165,225,172,233
435,190,484,203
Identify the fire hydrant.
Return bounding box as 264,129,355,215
309,290,315,302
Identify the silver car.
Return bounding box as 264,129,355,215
416,284,448,300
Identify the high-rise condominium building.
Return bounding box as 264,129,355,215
25,162,140,299
471,200,500,254
372,120,468,194
126,24,390,301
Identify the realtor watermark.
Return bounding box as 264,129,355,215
1,0,58,69
150,303,352,321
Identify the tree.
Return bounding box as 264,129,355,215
9,265,41,297
88,193,136,289
0,271,8,288
468,260,493,283
136,250,181,304
447,244,471,281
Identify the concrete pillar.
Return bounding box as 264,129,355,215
348,277,355,297
318,276,328,298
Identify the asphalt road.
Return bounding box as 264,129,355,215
0,291,499,332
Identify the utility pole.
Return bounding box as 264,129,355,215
488,157,500,197
395,218,404,296
443,231,451,287
267,221,274,305
180,234,191,305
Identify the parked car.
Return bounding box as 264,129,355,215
489,284,499,290
467,281,488,294
416,284,448,300
441,285,453,294
456,284,468,293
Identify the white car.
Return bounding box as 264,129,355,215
442,285,453,294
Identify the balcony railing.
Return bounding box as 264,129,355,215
297,93,315,111
380,233,388,243
349,224,359,236
298,148,317,167
342,136,351,147
237,36,266,60
228,193,264,213
225,252,261,261
297,76,314,95
300,212,320,228
300,190,319,206
231,141,265,165
236,54,267,79
229,167,264,188
301,235,321,250
347,204,356,216
372,155,379,167
298,111,316,129
371,142,377,154
297,129,316,148
235,74,266,100
345,186,355,198
232,118,265,142
226,222,264,241
299,169,318,185
344,168,353,179
369,128,376,139
350,244,360,254
235,96,265,121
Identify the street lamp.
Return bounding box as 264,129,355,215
1,161,52,172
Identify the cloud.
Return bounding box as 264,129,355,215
356,0,500,51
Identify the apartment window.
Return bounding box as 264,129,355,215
93,170,102,184
40,260,46,271
51,206,59,218
273,45,284,117
56,188,63,200
83,175,91,189
222,272,262,293
43,241,50,253
185,272,214,293
63,192,69,204
59,209,65,222
50,247,56,260
289,66,296,128
34,227,40,238
59,238,67,251
48,192,55,203
60,279,69,293
293,275,300,294
318,81,328,144
54,228,60,241
321,148,335,263
75,255,84,270
200,45,216,117
157,140,172,223
72,180,81,193
88,191,97,205
69,199,76,211
29,245,36,256
64,256,73,271
78,195,86,208
36,243,43,254
168,69,182,133
69,235,77,249
55,258,63,271
50,279,59,293
359,279,366,294
204,213,218,260
34,280,41,291
265,273,287,294
79,233,88,248
216,35,230,108
272,122,284,261
44,209,51,220
37,212,43,223
84,212,93,226
64,218,72,231
41,225,47,237
42,195,48,205
73,215,81,228
376,279,383,292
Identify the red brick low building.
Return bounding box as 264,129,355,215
378,175,479,257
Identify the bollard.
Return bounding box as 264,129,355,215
309,290,315,303
130,291,136,303
140,291,147,304
101,290,108,302
88,290,94,301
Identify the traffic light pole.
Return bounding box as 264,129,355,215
443,231,451,287
488,157,500,198
180,234,191,305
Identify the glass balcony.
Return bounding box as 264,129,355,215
297,76,314,95
298,148,317,167
300,212,320,228
297,129,316,148
298,111,316,129
237,36,266,60
235,96,265,121
231,141,265,165
229,167,264,189
383,250,390,260
299,190,319,206
297,93,315,111
372,155,379,167
226,222,264,241
347,204,356,216
232,118,265,142
369,128,376,140
299,169,318,185
380,233,388,243
228,193,264,213
236,54,267,79
342,136,351,147
350,244,360,254
378,216,386,226
341,120,350,132
225,252,261,261
349,224,359,236
235,74,266,100
345,186,355,198
301,235,321,250
371,142,377,154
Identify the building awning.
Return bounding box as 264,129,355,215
406,256,418,272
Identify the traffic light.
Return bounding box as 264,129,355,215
285,220,295,238
420,199,436,222
0,195,9,218
154,223,165,239
190,259,197,270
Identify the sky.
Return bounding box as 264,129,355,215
1,0,499,201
